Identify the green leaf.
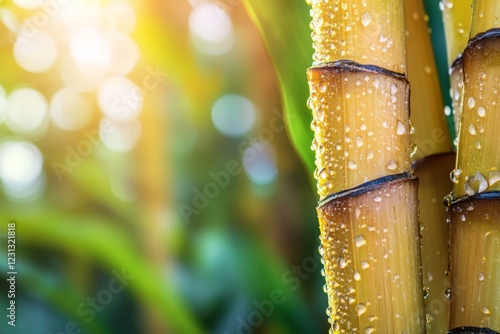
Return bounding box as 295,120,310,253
2,205,205,334
244,0,316,184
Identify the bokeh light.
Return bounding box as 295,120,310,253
70,27,112,71
211,94,257,137
106,31,140,76
99,118,141,152
1,8,20,33
50,87,93,131
242,143,278,185
5,87,49,137
14,30,57,73
100,1,136,34
189,3,234,55
0,140,44,200
98,76,143,121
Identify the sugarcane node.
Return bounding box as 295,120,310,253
308,59,407,81
450,55,464,75
448,327,500,334
318,171,415,208
445,191,500,208
465,28,500,57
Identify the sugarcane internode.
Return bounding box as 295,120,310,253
447,26,500,332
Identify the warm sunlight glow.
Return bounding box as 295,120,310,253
14,30,57,73
189,3,234,55
99,118,142,152
70,28,112,71
0,140,43,196
5,88,48,137
98,76,143,122
50,88,93,131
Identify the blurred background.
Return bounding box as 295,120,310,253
0,0,328,333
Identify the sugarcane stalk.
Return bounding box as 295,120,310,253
405,0,454,332
307,0,425,332
448,0,500,331
441,0,473,143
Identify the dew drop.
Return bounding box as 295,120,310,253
361,261,370,269
386,160,398,171
464,172,488,196
356,136,364,147
365,327,374,334
477,106,486,117
356,303,366,316
482,307,491,315
354,271,361,281
319,245,325,256
374,196,382,202
468,97,476,109
489,172,500,187
444,105,451,116
319,83,327,93
450,168,462,184
348,161,358,170
361,12,372,27
354,235,366,247
479,273,485,282
339,257,347,268
445,288,451,299
469,124,477,135
396,121,406,135
366,150,374,161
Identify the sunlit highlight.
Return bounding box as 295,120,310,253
70,27,112,71
50,88,92,131
0,140,44,196
5,88,48,137
189,3,234,55
14,30,57,73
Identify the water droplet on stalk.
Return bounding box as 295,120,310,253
386,160,398,171
477,106,486,117
354,235,366,247
361,12,372,27
356,303,366,316
468,97,476,109
445,288,451,299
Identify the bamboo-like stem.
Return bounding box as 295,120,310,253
406,0,451,161
307,0,425,332
442,0,473,143
448,0,500,331
405,1,453,332
441,0,473,67
317,174,423,333
413,154,455,333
